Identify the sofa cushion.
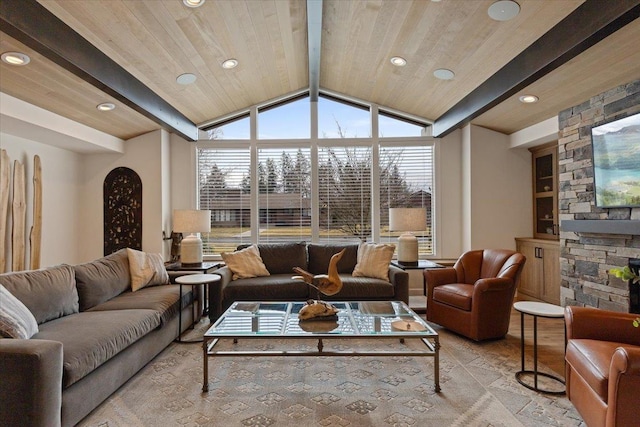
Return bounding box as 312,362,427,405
352,243,395,281
0,265,78,324
126,248,169,291
433,284,473,311
224,274,309,302
307,244,359,274
0,284,39,338
88,284,190,326
33,309,160,388
322,275,395,300
222,245,270,280
256,242,308,274
75,249,131,311
566,339,621,402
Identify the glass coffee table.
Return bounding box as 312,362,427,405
202,301,440,392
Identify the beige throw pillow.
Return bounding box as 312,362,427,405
352,242,395,281
127,248,169,292
221,245,270,280
0,284,39,339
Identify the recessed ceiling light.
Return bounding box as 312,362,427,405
96,102,116,111
390,56,407,67
519,95,539,104
176,73,197,85
183,0,205,8
488,1,520,21
1,51,31,66
222,59,238,69
433,68,455,80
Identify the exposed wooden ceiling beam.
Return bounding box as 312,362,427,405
307,0,323,102
0,0,198,141
432,0,640,138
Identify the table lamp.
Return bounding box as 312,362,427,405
389,207,427,266
173,209,211,265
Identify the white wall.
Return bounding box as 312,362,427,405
80,129,172,262
462,125,532,251
0,133,82,268
435,129,463,259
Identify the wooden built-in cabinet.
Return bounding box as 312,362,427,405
516,238,560,305
531,144,559,240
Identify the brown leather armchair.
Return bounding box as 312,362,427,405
424,249,526,341
565,306,640,427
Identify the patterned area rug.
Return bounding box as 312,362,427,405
79,320,584,427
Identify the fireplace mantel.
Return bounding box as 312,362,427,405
561,220,640,235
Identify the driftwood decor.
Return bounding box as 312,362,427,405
292,248,346,296
103,167,142,256
0,150,9,272
0,151,43,272
12,160,26,272
30,155,42,269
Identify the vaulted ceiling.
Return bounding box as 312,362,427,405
1,0,639,142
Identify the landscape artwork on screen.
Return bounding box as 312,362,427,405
591,112,640,208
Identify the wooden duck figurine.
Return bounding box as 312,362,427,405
292,248,346,296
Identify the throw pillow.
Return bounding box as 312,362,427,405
127,248,169,292
352,242,396,281
0,284,39,339
221,245,270,280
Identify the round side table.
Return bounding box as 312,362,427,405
174,273,221,342
513,301,566,394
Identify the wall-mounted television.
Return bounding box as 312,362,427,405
591,112,640,208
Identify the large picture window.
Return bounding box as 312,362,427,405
197,93,435,257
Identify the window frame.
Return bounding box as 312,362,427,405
195,93,438,259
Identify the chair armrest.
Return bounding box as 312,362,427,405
565,306,640,345
0,339,63,427
423,267,457,289
608,346,640,427
473,277,514,293
388,265,409,304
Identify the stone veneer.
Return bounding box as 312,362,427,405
558,79,640,313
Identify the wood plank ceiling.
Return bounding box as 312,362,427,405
1,0,639,142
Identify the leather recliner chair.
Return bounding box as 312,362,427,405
423,249,526,341
565,306,640,427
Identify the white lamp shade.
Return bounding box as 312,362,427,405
172,210,211,233
389,208,427,232
389,208,426,265
173,210,211,265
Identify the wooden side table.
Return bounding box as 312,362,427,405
174,273,221,342
513,301,566,394
391,259,444,296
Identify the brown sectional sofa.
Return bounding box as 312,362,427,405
0,249,196,427
209,242,409,321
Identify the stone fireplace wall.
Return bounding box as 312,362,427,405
558,79,640,312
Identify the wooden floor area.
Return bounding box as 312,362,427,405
410,295,566,378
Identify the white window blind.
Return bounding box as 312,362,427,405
379,145,434,255
318,146,372,243
198,147,251,254
257,147,312,242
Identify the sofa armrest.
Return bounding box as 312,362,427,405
607,346,640,427
0,339,63,427
209,266,233,321
388,265,409,304
565,306,640,345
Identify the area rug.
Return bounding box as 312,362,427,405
79,320,584,427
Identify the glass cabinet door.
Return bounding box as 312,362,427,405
532,146,558,240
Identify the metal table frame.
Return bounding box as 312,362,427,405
514,301,566,395
202,301,440,393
